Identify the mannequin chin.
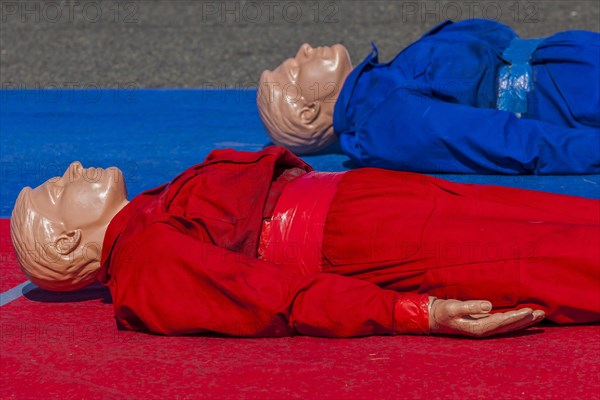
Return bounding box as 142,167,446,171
257,43,353,154
10,161,129,291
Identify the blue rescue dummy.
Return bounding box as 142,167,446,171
258,19,600,174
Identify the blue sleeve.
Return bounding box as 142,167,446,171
341,89,599,174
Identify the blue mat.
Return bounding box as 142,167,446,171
1,89,598,217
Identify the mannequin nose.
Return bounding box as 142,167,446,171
298,43,313,57
65,161,83,181
71,161,84,174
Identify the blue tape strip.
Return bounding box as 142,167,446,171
0,281,36,306
497,38,544,115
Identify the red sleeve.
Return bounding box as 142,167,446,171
110,223,429,337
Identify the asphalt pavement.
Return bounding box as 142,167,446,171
1,0,599,88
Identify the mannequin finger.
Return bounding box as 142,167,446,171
479,310,545,337
460,308,532,336
469,308,538,337
456,300,493,316
468,313,492,320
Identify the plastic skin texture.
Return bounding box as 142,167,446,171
9,148,560,337
258,19,600,174
10,161,128,291
257,43,353,154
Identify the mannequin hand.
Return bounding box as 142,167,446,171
429,297,545,337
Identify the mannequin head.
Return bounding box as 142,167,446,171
10,161,128,291
257,43,353,154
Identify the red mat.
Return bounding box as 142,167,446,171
1,218,599,399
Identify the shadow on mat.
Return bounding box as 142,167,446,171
262,140,347,156
23,282,111,304
445,328,547,340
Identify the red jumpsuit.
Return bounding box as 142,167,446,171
97,147,600,337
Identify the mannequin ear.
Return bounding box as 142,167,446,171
299,102,320,125
55,229,82,255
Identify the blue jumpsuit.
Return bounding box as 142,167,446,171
334,19,600,174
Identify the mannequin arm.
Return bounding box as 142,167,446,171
109,223,544,338
111,223,430,337
345,88,599,174
429,297,545,337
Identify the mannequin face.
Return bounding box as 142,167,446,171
10,161,128,291
258,43,353,154
29,161,128,233
264,43,352,108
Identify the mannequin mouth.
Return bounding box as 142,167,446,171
82,167,103,180
299,44,332,60
80,166,123,184
313,46,330,57
318,46,330,57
